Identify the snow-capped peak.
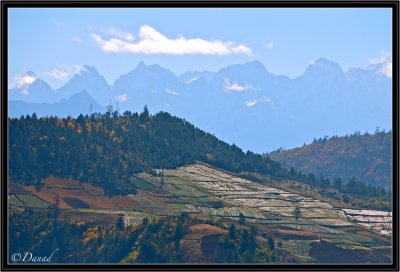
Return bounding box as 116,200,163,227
367,56,392,78
13,71,38,89
185,76,200,84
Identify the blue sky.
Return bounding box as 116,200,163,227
8,8,392,89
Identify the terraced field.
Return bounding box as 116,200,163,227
138,163,392,262
24,177,141,210
9,163,392,263
341,208,392,236
128,163,392,246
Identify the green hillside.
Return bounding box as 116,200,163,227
9,108,389,199
268,130,392,190
9,107,283,195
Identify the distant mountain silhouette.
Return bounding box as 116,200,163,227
9,90,105,117
56,65,112,105
8,58,392,152
8,71,56,103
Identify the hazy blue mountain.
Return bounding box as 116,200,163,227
296,58,345,83
210,60,276,91
56,65,112,106
8,71,57,104
113,61,189,115
9,90,105,118
8,58,392,152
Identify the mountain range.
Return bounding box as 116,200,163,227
8,58,392,153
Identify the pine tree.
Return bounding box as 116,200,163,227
293,207,301,220
117,216,125,231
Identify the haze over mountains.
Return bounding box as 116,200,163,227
8,58,392,152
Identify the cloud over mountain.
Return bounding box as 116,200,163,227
45,65,83,81
91,25,252,56
368,51,392,78
13,72,38,92
224,78,254,92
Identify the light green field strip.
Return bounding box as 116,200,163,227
281,239,316,262
8,194,24,207
14,194,50,208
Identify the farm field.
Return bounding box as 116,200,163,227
8,163,392,263
24,177,141,210
162,164,392,261
341,208,392,236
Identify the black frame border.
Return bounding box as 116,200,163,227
1,1,399,271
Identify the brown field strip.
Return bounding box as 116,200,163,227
24,177,141,210
180,224,227,263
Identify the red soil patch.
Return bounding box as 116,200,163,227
357,230,373,238
277,229,319,236
24,177,141,210
180,224,227,262
275,229,320,240
185,224,226,239
334,227,355,232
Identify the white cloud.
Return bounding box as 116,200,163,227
309,59,325,66
13,73,37,89
91,25,252,56
244,98,272,107
244,101,257,107
224,78,253,92
165,88,179,95
368,51,392,78
369,50,391,64
105,27,134,42
45,65,83,81
45,68,69,80
264,41,274,49
185,76,199,84
73,65,85,75
116,94,129,102
379,57,392,78
72,36,81,43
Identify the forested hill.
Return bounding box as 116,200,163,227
268,130,392,190
9,108,285,195
9,108,389,197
